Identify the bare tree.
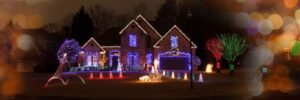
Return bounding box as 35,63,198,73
88,4,114,35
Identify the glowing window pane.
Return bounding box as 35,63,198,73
171,36,178,48
129,34,137,47
146,54,152,64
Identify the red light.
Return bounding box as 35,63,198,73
89,72,94,80
99,72,103,79
109,71,113,79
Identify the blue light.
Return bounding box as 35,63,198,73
158,52,191,70
129,34,137,47
146,53,152,65
127,52,139,66
171,36,178,48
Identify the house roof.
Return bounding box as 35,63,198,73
135,14,162,38
119,20,147,35
153,25,197,48
82,37,106,53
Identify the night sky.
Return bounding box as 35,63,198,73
0,0,164,29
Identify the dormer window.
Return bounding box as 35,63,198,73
129,34,137,47
171,36,178,48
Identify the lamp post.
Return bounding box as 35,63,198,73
187,10,194,90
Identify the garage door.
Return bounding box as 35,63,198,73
159,56,189,70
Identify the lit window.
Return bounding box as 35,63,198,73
171,36,178,48
146,54,152,64
129,34,137,47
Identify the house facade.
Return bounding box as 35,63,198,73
80,15,197,71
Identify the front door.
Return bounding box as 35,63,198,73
112,56,119,69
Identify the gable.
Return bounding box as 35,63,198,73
135,15,161,38
119,20,147,35
154,25,197,48
82,37,106,53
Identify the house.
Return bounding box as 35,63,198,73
79,15,197,71
1,21,62,72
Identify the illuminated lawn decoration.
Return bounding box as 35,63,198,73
139,73,162,82
183,73,188,80
119,71,123,78
205,64,213,73
171,71,175,79
198,73,204,83
206,38,223,73
117,62,122,72
218,34,247,76
165,71,170,78
162,70,166,76
89,72,94,80
109,71,113,79
98,72,103,79
177,73,181,80
45,53,85,87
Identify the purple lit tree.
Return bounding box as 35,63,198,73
57,39,81,63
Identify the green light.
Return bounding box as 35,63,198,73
218,34,247,62
291,41,300,56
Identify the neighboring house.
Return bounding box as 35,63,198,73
80,15,198,71
1,21,62,72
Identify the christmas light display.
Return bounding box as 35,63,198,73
89,72,94,80
98,72,103,79
218,34,247,75
45,53,85,87
129,34,137,47
119,71,123,78
162,70,166,76
171,36,178,48
183,73,188,80
198,73,204,83
139,73,162,82
171,71,175,79
206,38,223,73
146,54,152,64
57,39,81,63
165,71,170,78
205,64,213,73
177,73,181,80
109,71,113,79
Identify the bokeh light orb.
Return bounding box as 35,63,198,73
294,9,300,24
13,14,27,28
235,0,247,3
275,32,296,49
28,14,43,28
17,34,33,51
250,12,263,21
283,16,296,27
283,0,298,8
266,75,280,91
246,20,259,35
235,12,250,29
268,14,283,30
291,41,300,56
248,81,264,96
279,77,294,93
258,19,273,35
